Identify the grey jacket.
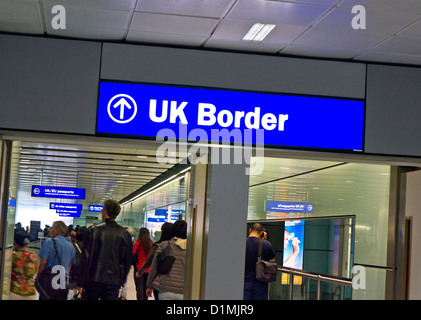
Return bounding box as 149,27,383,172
146,237,186,294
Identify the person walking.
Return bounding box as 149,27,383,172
36,221,76,300
133,227,153,300
136,222,174,300
77,199,133,300
243,223,276,300
10,231,38,300
146,220,187,300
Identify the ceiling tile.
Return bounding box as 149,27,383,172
0,0,41,21
130,12,219,37
126,31,207,46
136,0,235,18
0,21,43,35
43,0,137,11
339,0,421,14
368,36,421,56
292,27,384,51
274,0,338,6
43,5,131,39
204,38,284,53
210,19,308,43
227,0,330,25
397,18,421,39
281,43,360,59
313,7,419,36
354,51,421,65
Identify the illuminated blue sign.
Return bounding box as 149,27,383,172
57,209,82,217
89,205,103,212
265,201,314,213
97,81,364,151
147,217,168,223
31,185,86,199
155,209,184,216
50,203,82,211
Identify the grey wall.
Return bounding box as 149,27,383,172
0,34,100,135
365,65,421,157
101,43,366,99
202,150,250,299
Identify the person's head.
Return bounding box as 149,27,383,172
50,221,68,238
137,227,152,252
261,228,268,240
137,227,151,242
102,199,121,220
159,222,174,242
173,220,187,239
249,223,263,237
75,227,86,242
14,231,31,249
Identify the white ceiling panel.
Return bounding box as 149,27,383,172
397,18,421,39
43,5,131,39
205,38,284,53
127,31,207,46
227,0,330,25
211,19,307,43
339,0,421,14
365,36,421,56
275,0,339,6
354,51,421,65
43,0,137,11
136,0,235,18
281,43,360,59
292,27,385,51
1,0,421,67
130,12,219,37
312,7,420,36
0,0,41,21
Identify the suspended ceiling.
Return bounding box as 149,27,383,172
10,140,186,213
1,0,421,66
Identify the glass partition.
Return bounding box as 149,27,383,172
248,158,391,300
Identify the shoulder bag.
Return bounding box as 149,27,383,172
35,239,68,300
156,240,176,275
255,239,278,283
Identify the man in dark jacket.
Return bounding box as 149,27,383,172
77,199,132,300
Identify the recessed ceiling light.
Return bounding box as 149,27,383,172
136,155,148,158
128,166,137,169
121,174,129,177
243,23,276,41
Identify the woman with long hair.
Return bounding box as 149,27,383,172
133,227,153,300
136,222,174,300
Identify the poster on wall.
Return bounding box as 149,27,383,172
282,220,305,285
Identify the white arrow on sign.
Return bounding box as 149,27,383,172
113,97,132,120
107,94,138,124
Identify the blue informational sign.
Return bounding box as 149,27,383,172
89,205,103,212
155,209,184,216
50,203,82,211
265,201,314,213
147,217,168,223
31,185,86,199
97,81,364,151
57,210,82,218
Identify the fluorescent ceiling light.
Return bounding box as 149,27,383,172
243,23,276,41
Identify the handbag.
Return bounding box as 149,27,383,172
156,240,176,275
255,239,278,283
35,239,68,300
